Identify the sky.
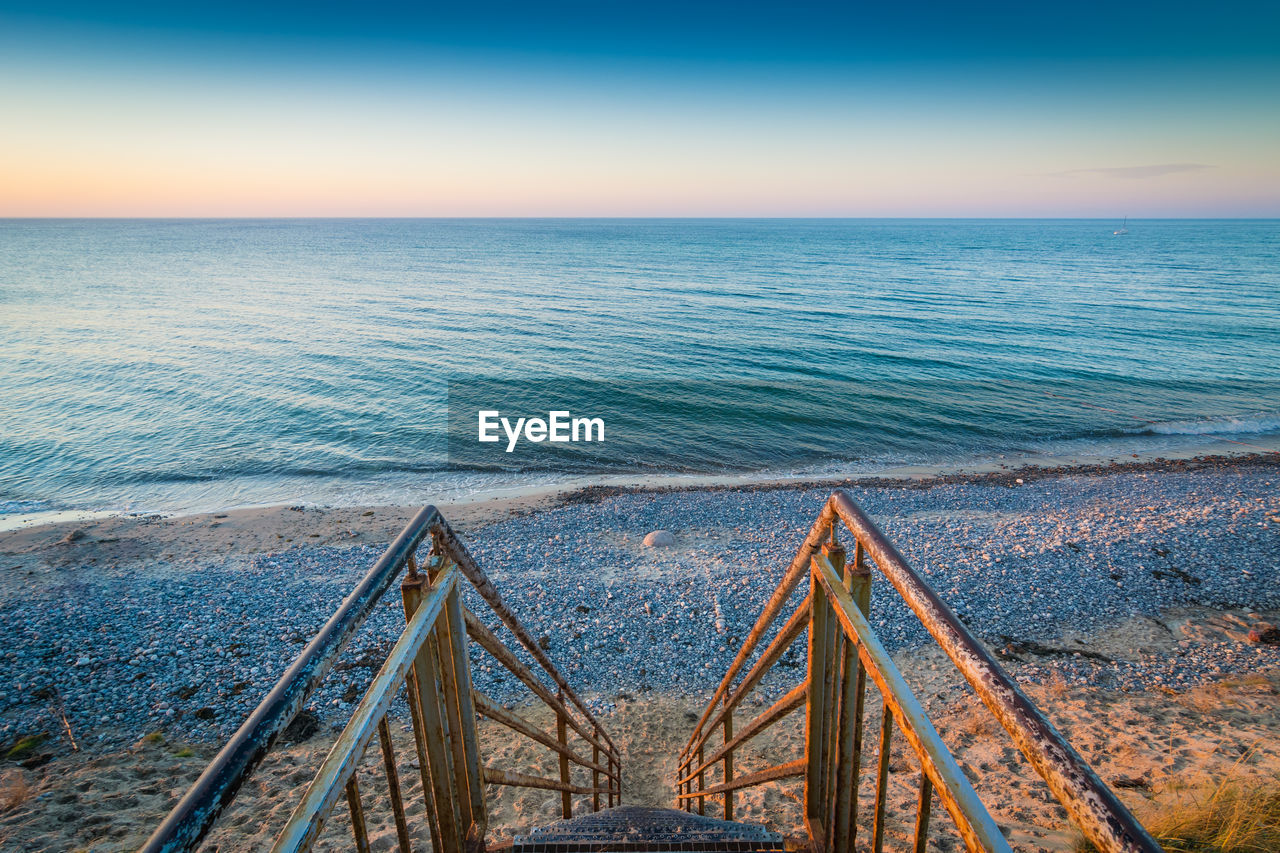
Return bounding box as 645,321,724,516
1,1,1277,217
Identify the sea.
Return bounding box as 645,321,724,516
1,218,1277,522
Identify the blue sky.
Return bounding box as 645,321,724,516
5,1,1277,61
1,1,1277,215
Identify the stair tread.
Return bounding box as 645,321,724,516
510,805,785,851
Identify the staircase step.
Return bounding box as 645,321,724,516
510,805,785,852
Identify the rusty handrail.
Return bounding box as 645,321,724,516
140,505,441,853
679,512,828,760
272,565,461,851
462,607,617,761
809,549,1009,852
676,490,1162,853
142,504,620,853
827,492,1159,853
431,516,621,758
483,766,613,795
677,682,807,785
472,691,617,778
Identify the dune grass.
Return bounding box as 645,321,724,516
1079,775,1280,853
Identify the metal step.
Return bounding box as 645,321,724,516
510,805,785,852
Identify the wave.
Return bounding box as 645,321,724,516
1127,413,1280,437
0,499,52,516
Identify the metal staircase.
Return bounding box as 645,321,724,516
140,494,1163,853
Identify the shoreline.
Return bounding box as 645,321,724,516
1,450,1276,572
3,434,1279,537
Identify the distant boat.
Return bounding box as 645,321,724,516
1113,216,1129,235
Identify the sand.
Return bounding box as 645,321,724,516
1,605,1277,852
0,493,568,602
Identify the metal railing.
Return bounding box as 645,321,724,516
141,505,621,853
675,490,1162,853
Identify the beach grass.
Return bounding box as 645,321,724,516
1078,774,1280,853
0,770,31,812
3,735,44,762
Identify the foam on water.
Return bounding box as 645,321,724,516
1132,414,1280,436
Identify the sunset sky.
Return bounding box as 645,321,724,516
1,1,1277,217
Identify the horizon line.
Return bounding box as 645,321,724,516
2,215,1277,221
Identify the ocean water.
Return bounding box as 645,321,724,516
1,218,1277,517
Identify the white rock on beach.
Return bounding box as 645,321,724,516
643,530,675,547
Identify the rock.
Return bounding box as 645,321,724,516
643,530,675,547
193,707,216,721
1247,624,1280,646
60,529,87,545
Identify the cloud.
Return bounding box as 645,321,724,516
1048,163,1215,179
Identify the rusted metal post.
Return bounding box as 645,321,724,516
402,556,464,853
804,559,831,844
872,704,893,853
405,679,443,852
913,773,933,853
377,718,412,853
697,743,706,816
426,554,478,840
835,539,869,852
557,694,572,819
434,554,487,842
820,599,839,845
813,552,1011,853
273,569,461,853
821,534,847,851
345,774,371,853
723,702,734,821
592,729,601,812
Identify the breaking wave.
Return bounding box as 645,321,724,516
1130,414,1280,437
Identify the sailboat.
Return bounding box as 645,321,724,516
1113,216,1129,235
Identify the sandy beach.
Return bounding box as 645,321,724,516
2,607,1277,852
1,453,1278,850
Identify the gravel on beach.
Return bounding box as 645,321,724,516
1,459,1278,756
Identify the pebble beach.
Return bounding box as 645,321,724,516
1,454,1277,758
